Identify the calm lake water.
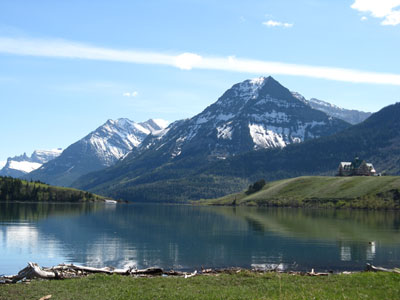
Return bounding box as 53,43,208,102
1,202,400,275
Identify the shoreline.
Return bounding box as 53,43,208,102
2,266,400,300
2,262,399,284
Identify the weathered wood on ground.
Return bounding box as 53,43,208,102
1,262,398,284
365,263,400,274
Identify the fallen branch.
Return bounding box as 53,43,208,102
60,264,130,275
184,270,197,278
365,264,400,274
307,268,329,276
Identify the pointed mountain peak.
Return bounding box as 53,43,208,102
256,76,299,102
248,76,278,86
236,76,266,90
226,76,299,105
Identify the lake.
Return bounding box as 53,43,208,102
1,202,399,275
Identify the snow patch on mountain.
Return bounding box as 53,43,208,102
9,161,42,173
0,161,6,169
249,124,286,149
152,119,169,129
217,123,233,140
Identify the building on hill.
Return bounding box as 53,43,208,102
337,157,376,176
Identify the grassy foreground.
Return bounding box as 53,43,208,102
1,272,400,300
202,176,400,209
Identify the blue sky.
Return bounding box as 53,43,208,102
1,0,400,162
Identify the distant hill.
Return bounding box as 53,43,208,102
0,176,106,202
202,176,400,209
74,76,351,201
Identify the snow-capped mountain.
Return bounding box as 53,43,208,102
0,149,62,178
74,76,351,201
291,92,372,125
25,118,168,186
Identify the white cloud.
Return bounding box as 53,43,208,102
351,0,400,25
123,91,138,97
1,36,400,86
262,20,293,28
174,52,202,70
361,16,368,21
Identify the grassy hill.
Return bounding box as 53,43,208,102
202,176,400,209
0,176,107,202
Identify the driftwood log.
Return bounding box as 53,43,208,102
0,262,194,284
365,263,400,273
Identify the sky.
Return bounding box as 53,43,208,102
1,0,400,163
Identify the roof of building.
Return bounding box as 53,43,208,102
338,159,376,173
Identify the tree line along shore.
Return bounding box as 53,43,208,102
0,176,105,202
2,175,400,209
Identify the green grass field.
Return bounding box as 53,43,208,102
1,272,399,300
202,176,400,209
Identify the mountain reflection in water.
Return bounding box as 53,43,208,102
0,203,399,275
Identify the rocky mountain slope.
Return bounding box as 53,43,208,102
26,118,167,187
0,149,62,178
204,102,400,183
74,76,351,201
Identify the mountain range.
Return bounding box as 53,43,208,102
6,76,382,203
77,100,400,202
73,76,371,201
291,92,372,125
25,118,168,186
0,149,62,178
